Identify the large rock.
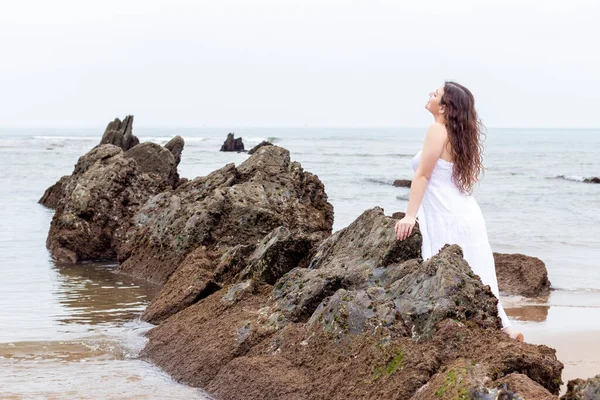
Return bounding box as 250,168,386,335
100,115,139,150
140,208,563,400
583,177,600,184
45,144,175,263
494,252,551,297
117,145,333,323
220,132,245,152
562,375,600,400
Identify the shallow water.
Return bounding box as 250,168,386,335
0,126,598,397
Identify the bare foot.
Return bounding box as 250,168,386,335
502,327,524,342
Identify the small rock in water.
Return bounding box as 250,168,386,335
220,132,245,152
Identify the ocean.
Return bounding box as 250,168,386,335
1,126,599,397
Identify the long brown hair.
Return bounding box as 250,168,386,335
440,81,486,195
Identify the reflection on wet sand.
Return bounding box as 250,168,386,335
52,262,160,325
504,296,550,322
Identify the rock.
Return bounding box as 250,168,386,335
45,143,177,263
562,375,600,400
412,360,558,399
248,140,273,155
140,207,563,399
100,115,139,151
393,179,412,188
583,177,600,184
117,145,333,322
494,252,551,297
165,136,185,166
220,132,245,152
39,175,70,209
125,142,178,187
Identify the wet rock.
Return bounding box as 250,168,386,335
412,360,558,399
220,132,245,152
45,142,180,263
238,226,315,285
393,179,412,188
248,140,273,155
494,252,551,297
117,145,333,323
165,135,185,166
583,177,600,184
100,115,139,151
39,175,70,209
562,374,600,400
140,206,563,399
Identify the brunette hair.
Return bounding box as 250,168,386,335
440,81,486,194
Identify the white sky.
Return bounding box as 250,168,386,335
1,0,599,128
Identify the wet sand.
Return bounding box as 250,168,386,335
504,290,600,394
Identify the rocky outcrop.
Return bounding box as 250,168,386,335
220,133,245,152
494,252,551,297
116,145,333,323
100,115,139,151
562,375,600,400
140,208,563,400
393,179,412,188
248,140,273,155
583,177,600,184
45,144,177,263
43,116,185,263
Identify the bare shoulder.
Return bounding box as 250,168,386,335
425,123,448,143
427,122,447,135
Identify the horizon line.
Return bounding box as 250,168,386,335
0,125,598,130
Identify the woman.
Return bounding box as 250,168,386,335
394,81,524,342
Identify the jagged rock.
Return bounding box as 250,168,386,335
220,132,245,152
117,145,333,323
583,177,600,184
165,135,185,166
494,252,551,297
562,374,600,400
100,115,139,151
140,207,562,399
393,179,412,188
39,175,70,209
45,143,177,263
248,140,273,155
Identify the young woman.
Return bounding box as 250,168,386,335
395,81,524,342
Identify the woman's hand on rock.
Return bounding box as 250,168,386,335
395,216,416,241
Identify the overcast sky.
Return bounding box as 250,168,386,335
1,0,598,128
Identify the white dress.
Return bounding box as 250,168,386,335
411,150,511,328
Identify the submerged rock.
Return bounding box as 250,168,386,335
100,115,139,151
583,177,600,184
494,252,551,297
220,132,245,152
393,179,412,188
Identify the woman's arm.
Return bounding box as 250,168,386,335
395,123,446,241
